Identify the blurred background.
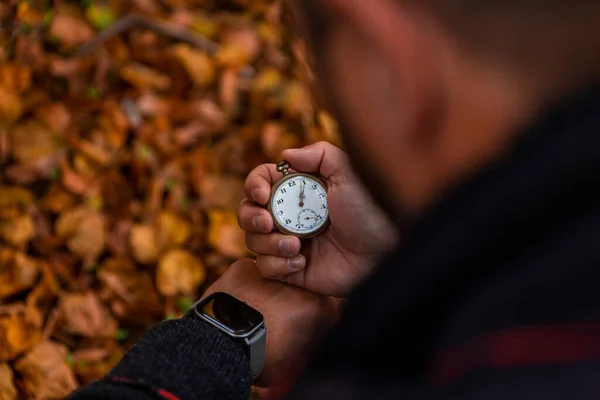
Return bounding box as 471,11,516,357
0,0,340,398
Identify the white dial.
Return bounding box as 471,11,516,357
271,175,328,236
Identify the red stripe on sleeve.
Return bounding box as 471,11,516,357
430,321,600,385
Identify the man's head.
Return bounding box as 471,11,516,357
288,0,600,227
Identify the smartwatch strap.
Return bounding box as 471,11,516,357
247,327,266,379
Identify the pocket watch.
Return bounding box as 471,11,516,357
268,161,329,239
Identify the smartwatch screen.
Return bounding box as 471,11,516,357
200,292,264,335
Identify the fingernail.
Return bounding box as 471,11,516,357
288,255,306,270
251,188,261,202
279,237,297,257
253,215,267,232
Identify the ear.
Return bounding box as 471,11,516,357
321,0,444,148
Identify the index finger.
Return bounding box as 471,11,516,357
244,164,283,206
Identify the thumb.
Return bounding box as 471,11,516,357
282,141,356,184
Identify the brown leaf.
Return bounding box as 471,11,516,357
0,215,35,247
0,248,40,299
197,173,245,209
49,14,94,48
207,209,247,259
40,185,76,214
155,210,191,250
0,315,41,361
14,341,78,399
217,27,261,67
0,186,33,219
261,121,300,162
156,249,206,296
35,103,71,136
0,363,17,400
9,120,62,165
219,67,239,111
0,64,32,94
120,63,171,91
55,207,105,262
129,224,158,264
56,292,117,337
171,44,216,87
97,258,162,321
0,87,23,125
72,346,123,386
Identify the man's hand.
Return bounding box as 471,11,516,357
237,141,398,298
202,259,337,387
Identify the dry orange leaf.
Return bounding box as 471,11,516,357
0,215,35,247
55,206,105,262
0,186,32,219
120,63,171,91
0,363,17,400
155,210,191,249
49,14,95,48
156,249,206,296
129,224,158,264
0,87,23,125
207,209,247,259
0,315,41,362
217,27,261,67
9,120,61,164
56,291,117,337
172,44,216,87
14,341,78,400
0,249,40,300
72,346,123,386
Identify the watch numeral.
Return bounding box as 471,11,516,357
321,204,328,210
277,199,284,205
312,184,318,190
288,181,297,187
295,224,302,229
278,210,284,216
281,188,287,194
319,193,326,199
285,219,292,224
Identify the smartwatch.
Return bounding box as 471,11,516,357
187,292,267,379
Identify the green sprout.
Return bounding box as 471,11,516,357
177,297,194,314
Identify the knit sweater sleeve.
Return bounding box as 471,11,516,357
68,318,253,400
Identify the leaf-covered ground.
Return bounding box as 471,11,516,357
0,0,339,398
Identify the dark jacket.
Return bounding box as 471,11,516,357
70,86,600,400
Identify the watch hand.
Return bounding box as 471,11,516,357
299,181,305,207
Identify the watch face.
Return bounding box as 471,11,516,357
199,292,264,336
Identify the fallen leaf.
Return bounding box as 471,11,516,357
55,207,105,262
129,224,158,264
197,173,245,209
0,363,17,400
14,341,78,399
49,13,95,48
172,44,216,87
40,185,76,214
120,63,171,91
207,209,247,259
216,27,261,67
9,120,61,165
56,292,117,337
0,63,32,94
72,346,123,386
85,3,116,30
0,249,40,299
155,210,191,250
35,103,71,135
156,249,206,296
0,215,35,247
0,315,41,361
219,67,239,111
0,87,23,125
0,186,33,219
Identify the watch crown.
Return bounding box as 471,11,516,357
276,161,291,176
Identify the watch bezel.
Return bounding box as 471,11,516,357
191,292,265,339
